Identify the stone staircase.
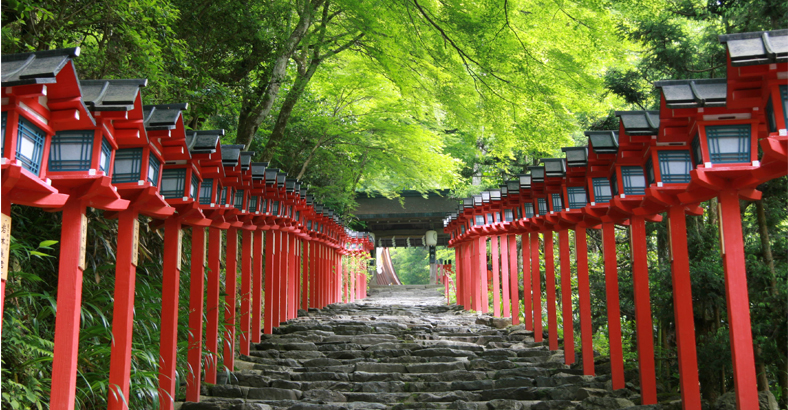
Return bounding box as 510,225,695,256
181,286,651,410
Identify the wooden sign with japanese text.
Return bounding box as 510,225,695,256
79,213,88,270
131,218,140,267
1,214,11,281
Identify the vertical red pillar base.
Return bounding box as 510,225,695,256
559,229,574,365
500,235,511,318
575,227,594,376
107,210,139,410
602,222,625,390
50,200,88,410
491,236,501,317
544,231,558,351
630,217,657,404
719,190,759,410
223,228,238,373
668,206,702,409
240,230,252,356
159,217,182,410
264,231,274,335
508,235,520,326
186,226,206,402
205,227,222,385
521,234,532,330
252,230,264,343
531,232,542,343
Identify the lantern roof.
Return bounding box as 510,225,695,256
490,189,501,201
718,29,788,66
251,162,267,180
186,130,224,154
519,173,532,189
541,158,566,177
1,47,81,87
143,104,189,131
81,79,147,112
221,144,243,167
529,166,545,183
561,146,588,167
506,179,520,194
585,130,619,154
239,151,254,170
615,111,660,136
654,79,727,109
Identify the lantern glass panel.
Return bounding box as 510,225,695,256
781,85,788,128
537,198,547,215
148,155,160,186
261,199,268,213
658,150,692,183
504,209,514,222
567,187,587,209
199,179,213,204
99,138,111,174
766,95,777,133
190,174,199,199
272,200,280,215
160,168,186,198
495,212,501,222
645,158,655,186
112,148,142,184
1,112,6,155
486,213,493,224
524,202,534,218
219,186,227,205
691,134,703,166
551,193,563,211
16,117,45,175
611,171,619,196
461,225,466,234
475,215,484,226
49,130,93,171
248,195,258,212
234,189,244,210
621,166,646,195
705,124,750,163
592,178,611,203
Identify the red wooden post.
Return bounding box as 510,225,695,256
544,231,558,351
491,235,501,317
107,210,138,410
158,216,182,410
0,200,9,338
575,227,594,375
630,216,657,404
602,222,625,389
223,228,238,371
239,229,252,355
309,240,317,308
290,233,298,317
522,234,532,330
204,227,222,384
285,233,293,319
343,254,349,303
464,242,472,310
719,189,759,410
500,235,511,318
186,227,206,402
667,205,702,409
271,231,281,326
302,240,309,310
559,229,574,365
508,234,520,325
531,232,542,342
252,229,263,342
479,238,489,313
280,232,288,319
471,239,481,311
50,200,88,410
264,230,274,334
454,247,461,306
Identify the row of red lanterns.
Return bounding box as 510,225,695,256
1,47,373,409
443,29,787,410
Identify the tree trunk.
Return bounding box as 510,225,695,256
234,0,324,149
261,59,321,162
778,356,788,409
755,200,777,294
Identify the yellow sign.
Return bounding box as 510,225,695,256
79,213,88,270
1,214,11,281
203,229,208,266
131,218,140,267
177,228,184,267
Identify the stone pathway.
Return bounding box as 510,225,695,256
181,285,653,410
